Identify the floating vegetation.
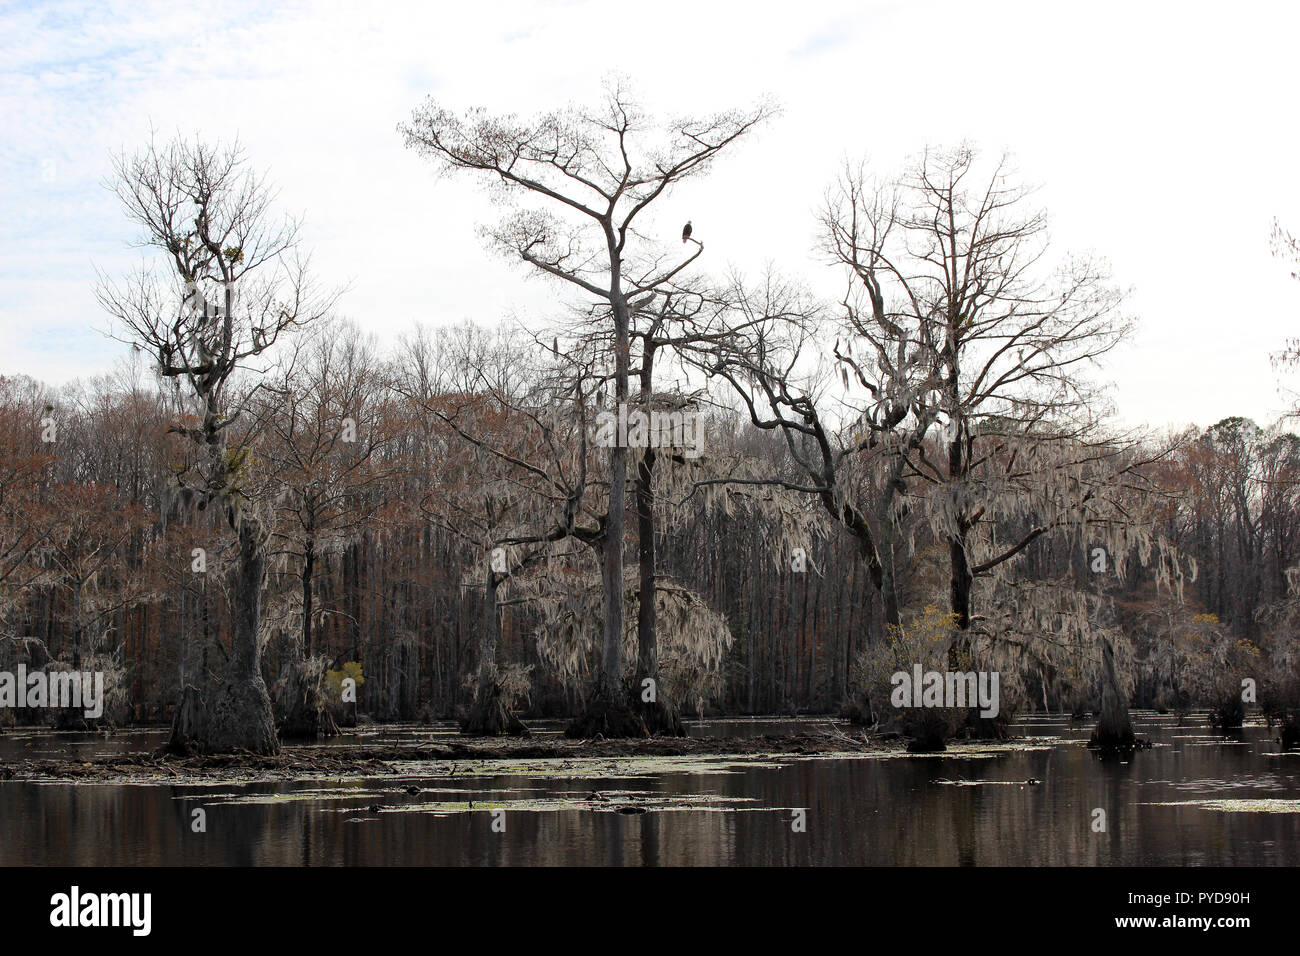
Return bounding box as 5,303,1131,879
176,782,773,816
1,732,1081,788
382,754,787,780
1189,741,1253,746
1144,799,1300,813
933,778,1042,787
1142,775,1289,793
358,792,773,816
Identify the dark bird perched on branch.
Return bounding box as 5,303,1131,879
682,220,692,243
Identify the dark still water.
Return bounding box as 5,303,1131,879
1,712,1296,866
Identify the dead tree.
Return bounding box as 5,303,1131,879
98,136,333,754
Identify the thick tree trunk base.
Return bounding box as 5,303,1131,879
840,692,875,727
632,695,685,737
1087,716,1152,751
460,685,529,737
565,687,648,739
958,710,1011,740
1090,639,1139,752
1087,724,1138,749
164,684,206,756
906,731,947,753
1089,698,1138,750
203,676,280,755
1209,697,1245,732
902,710,954,752
275,662,341,741
51,709,111,732
279,700,341,741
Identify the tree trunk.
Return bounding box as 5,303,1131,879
602,392,628,696
943,417,1004,741
636,446,658,678
949,534,973,632
1090,637,1136,748
566,534,648,738
203,515,279,754
277,535,339,740
568,237,644,738
462,567,527,736
71,579,83,670
164,684,205,755
947,416,974,635
632,347,684,736
874,504,903,632
303,538,314,657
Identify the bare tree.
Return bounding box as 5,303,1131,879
823,148,1129,628
703,149,1185,744
397,323,601,734
400,82,774,734
701,263,943,635
825,148,1201,746
1272,219,1300,407
262,320,396,738
0,378,64,620
556,284,774,732
97,135,333,754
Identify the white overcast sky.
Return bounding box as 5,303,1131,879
2,0,1298,431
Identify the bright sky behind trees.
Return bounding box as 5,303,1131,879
2,0,1297,430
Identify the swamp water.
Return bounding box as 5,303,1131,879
0,712,1296,865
